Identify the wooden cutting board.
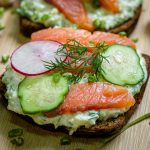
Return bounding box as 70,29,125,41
0,1,150,150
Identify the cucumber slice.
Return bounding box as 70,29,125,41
18,74,69,114
101,45,144,86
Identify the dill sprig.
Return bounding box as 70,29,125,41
44,39,109,83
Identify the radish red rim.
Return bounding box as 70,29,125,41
11,40,66,76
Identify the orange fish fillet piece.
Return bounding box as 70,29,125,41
45,82,135,116
46,0,94,31
100,0,119,13
31,28,136,48
89,31,136,49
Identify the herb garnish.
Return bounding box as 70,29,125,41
99,112,150,148
10,137,24,146
118,32,127,37
44,39,109,83
1,54,9,64
132,38,139,43
0,7,4,17
0,25,4,30
60,136,72,145
92,0,100,8
0,7,4,30
8,128,23,138
8,128,24,146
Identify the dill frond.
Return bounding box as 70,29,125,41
44,39,109,83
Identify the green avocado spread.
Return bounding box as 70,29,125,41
17,0,142,30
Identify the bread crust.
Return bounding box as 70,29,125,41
20,17,45,37
19,6,142,37
108,6,142,34
0,0,14,7
0,54,149,137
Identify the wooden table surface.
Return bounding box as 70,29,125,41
0,0,150,150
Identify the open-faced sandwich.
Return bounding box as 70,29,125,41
0,28,149,136
16,0,143,36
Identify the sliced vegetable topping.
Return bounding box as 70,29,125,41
11,41,65,76
45,82,135,116
101,45,144,85
31,28,136,48
100,0,119,13
46,0,94,31
18,74,69,114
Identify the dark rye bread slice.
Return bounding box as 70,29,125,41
0,54,149,137
0,0,14,7
20,5,142,37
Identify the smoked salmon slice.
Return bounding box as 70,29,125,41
100,0,119,13
45,82,135,116
46,0,94,31
89,31,136,49
31,28,136,48
31,28,91,46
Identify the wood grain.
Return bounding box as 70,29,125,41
0,1,150,149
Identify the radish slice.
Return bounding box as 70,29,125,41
11,41,65,76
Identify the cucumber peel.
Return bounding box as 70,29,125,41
101,45,144,86
18,74,69,114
